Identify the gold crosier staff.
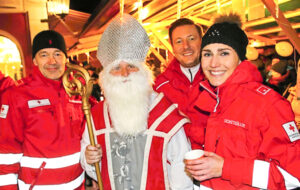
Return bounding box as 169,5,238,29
62,63,103,190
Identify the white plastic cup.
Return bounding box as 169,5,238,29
184,149,204,160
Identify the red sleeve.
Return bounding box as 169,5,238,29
0,89,24,190
262,99,300,189
153,74,168,92
222,98,300,190
184,122,204,150
222,158,254,185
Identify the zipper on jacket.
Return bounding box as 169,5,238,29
213,88,220,113
70,115,74,137
214,135,220,152
188,69,193,82
199,83,220,112
57,90,66,127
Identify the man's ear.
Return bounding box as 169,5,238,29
33,58,38,66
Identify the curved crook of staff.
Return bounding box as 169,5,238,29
62,62,103,190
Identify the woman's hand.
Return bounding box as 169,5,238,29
85,144,102,165
185,151,224,181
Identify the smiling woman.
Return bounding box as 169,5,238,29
185,12,300,190
201,44,240,87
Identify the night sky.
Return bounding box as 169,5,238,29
70,0,101,13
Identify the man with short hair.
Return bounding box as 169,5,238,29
154,18,208,149
0,30,85,189
80,14,193,190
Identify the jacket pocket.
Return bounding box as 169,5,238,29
217,123,249,157
26,105,58,137
67,102,84,138
29,105,54,115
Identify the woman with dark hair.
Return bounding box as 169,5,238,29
185,13,300,190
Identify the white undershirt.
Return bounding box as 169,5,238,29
180,64,200,82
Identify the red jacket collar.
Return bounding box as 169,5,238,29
200,60,262,95
195,60,263,113
219,60,262,89
163,58,204,85
32,66,62,90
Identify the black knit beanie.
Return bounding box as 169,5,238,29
201,14,248,61
32,30,67,58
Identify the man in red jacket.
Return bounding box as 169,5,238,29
0,30,85,189
153,18,208,149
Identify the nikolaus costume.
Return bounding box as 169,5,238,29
80,14,193,190
194,14,300,190
0,31,85,190
81,92,192,190
154,58,208,149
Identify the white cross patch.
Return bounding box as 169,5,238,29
256,86,271,95
282,121,300,142
0,104,9,119
28,99,50,108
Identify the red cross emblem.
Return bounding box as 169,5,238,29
256,86,271,95
0,105,9,118
289,124,296,132
282,121,300,142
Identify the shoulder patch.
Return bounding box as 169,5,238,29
0,104,9,119
15,79,25,86
256,85,271,95
282,121,300,142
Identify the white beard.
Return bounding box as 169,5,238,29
99,62,153,136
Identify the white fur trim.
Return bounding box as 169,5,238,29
149,92,164,111
103,102,116,190
141,97,189,190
